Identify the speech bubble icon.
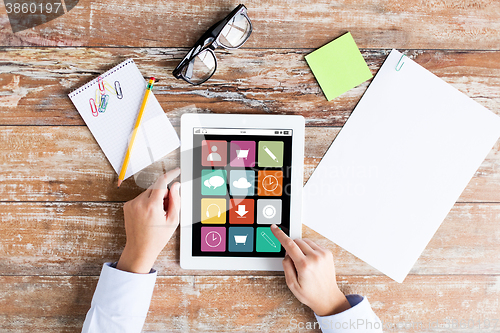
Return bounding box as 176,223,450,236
204,175,225,189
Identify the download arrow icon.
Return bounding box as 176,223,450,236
236,205,248,217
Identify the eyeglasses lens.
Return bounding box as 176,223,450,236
181,49,217,84
218,13,251,48
177,8,252,84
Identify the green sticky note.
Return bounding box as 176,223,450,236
305,32,372,101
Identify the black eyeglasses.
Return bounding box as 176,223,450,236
173,4,252,85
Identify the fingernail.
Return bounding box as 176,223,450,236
271,224,277,229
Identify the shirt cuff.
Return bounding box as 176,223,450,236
315,295,382,332
92,262,157,317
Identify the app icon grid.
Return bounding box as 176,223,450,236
197,137,288,254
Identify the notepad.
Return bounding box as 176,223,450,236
303,49,500,283
305,32,373,101
69,59,179,180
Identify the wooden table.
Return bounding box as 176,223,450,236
1,1,499,332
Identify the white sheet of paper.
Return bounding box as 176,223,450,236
303,49,500,283
69,59,179,179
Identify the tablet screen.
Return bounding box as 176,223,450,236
192,127,293,257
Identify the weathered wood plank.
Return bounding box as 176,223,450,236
0,0,499,50
1,126,500,202
1,201,499,276
0,49,499,126
1,275,499,332
0,126,176,201
0,1,496,331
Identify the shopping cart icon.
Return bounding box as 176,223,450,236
236,149,249,159
234,235,248,245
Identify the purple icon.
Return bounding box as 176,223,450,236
201,227,226,252
230,141,256,167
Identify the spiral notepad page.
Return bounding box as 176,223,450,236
69,59,179,180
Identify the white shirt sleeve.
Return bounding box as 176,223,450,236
81,263,157,333
316,295,383,332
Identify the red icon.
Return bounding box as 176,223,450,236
201,140,227,166
229,198,255,224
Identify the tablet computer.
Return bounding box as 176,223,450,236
180,114,305,270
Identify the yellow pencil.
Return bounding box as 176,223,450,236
117,77,155,188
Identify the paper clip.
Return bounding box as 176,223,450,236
90,98,98,117
95,89,102,108
97,76,105,92
98,94,110,113
115,81,123,99
395,54,406,71
104,82,116,95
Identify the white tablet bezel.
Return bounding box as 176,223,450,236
180,114,304,271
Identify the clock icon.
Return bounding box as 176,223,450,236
205,231,222,248
262,175,278,191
